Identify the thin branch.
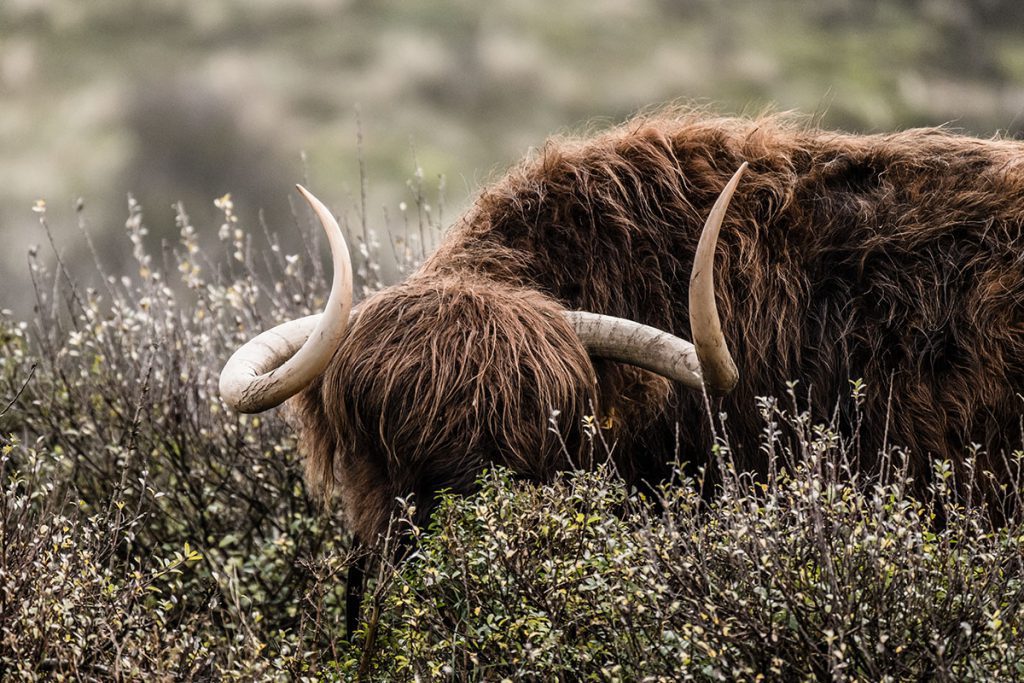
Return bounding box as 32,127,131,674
0,363,37,418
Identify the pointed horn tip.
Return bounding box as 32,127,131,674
294,185,340,234
729,161,749,185
295,184,333,216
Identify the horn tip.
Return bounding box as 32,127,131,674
295,184,330,216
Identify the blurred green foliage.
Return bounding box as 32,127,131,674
3,0,1024,312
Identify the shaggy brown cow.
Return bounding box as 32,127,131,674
221,110,1024,544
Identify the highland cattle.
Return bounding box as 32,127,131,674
221,111,1024,543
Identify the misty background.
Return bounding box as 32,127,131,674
3,0,1024,313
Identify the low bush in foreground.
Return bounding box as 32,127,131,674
1,191,1022,680
0,194,365,679
350,437,1024,681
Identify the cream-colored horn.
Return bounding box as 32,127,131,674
689,163,746,394
564,312,704,389
219,186,353,413
567,163,745,394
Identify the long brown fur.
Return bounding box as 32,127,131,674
295,108,1024,540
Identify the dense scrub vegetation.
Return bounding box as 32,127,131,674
1,191,1023,680
0,195,358,678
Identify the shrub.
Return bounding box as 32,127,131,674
350,399,1024,681
0,192,379,679
0,441,210,678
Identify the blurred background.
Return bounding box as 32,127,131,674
3,0,1024,312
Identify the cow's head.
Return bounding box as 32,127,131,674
219,166,746,540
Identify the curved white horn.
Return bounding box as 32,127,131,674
567,164,745,394
219,185,353,413
689,163,746,394
565,312,703,389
